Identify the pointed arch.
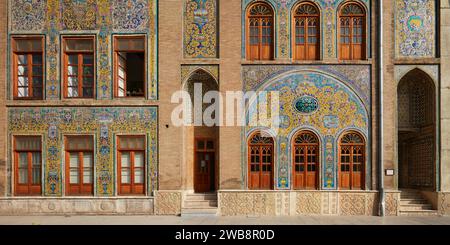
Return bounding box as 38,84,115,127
397,68,436,190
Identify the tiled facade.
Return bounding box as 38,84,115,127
0,0,449,216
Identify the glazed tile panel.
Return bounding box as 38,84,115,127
184,0,218,58
244,66,371,190
395,0,436,58
8,107,158,197
8,0,158,100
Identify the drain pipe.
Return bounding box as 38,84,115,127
378,0,386,217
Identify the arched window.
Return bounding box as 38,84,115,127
247,3,274,61
248,132,274,190
339,2,366,60
293,2,320,60
339,132,365,190
292,131,320,189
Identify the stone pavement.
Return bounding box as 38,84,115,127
0,215,450,225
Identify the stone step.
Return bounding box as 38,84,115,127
399,210,439,217
400,204,433,211
184,200,218,208
400,199,429,205
400,193,423,198
185,194,217,201
181,208,218,217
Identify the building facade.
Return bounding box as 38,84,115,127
0,0,449,216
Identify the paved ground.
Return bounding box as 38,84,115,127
1,215,450,225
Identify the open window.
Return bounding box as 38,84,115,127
12,37,44,100
62,37,95,98
114,36,146,98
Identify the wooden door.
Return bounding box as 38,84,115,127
194,139,215,193
293,132,319,190
248,133,274,190
339,132,365,190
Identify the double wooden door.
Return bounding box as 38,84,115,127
293,132,319,189
194,139,215,193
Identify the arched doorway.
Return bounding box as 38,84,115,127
398,69,436,190
338,131,365,190
248,132,274,190
184,69,219,193
292,131,320,190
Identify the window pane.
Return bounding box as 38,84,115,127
68,87,79,98
68,76,78,87
68,65,78,75
19,169,28,184
134,168,144,184
68,55,78,65
83,170,92,184
83,87,93,98
83,153,93,184
119,137,145,150
134,152,144,167
15,137,41,151
70,153,79,168
32,167,41,184
65,39,94,51
67,136,94,151
118,67,125,78
33,87,43,99
15,39,42,52
32,153,41,167
83,55,94,64
83,153,93,168
32,66,43,76
83,66,94,76
33,77,43,87
70,169,79,184
121,169,130,184
18,65,28,76
32,55,42,65
117,38,145,51
18,55,27,65
18,76,28,87
121,153,130,168
83,76,94,87
18,88,29,97
19,152,28,168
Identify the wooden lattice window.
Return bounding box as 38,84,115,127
339,132,365,190
12,37,44,100
65,136,94,196
118,136,146,195
247,3,274,60
14,136,42,196
63,37,95,98
292,131,319,190
293,2,320,60
339,3,366,60
248,132,274,190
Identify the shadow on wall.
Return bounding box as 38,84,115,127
0,159,5,195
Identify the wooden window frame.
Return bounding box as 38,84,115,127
113,35,147,98
117,135,146,196
247,133,274,190
64,136,94,196
246,3,275,61
62,36,96,99
292,131,320,190
292,2,320,61
338,2,366,60
12,36,44,100
338,131,366,190
14,136,42,196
